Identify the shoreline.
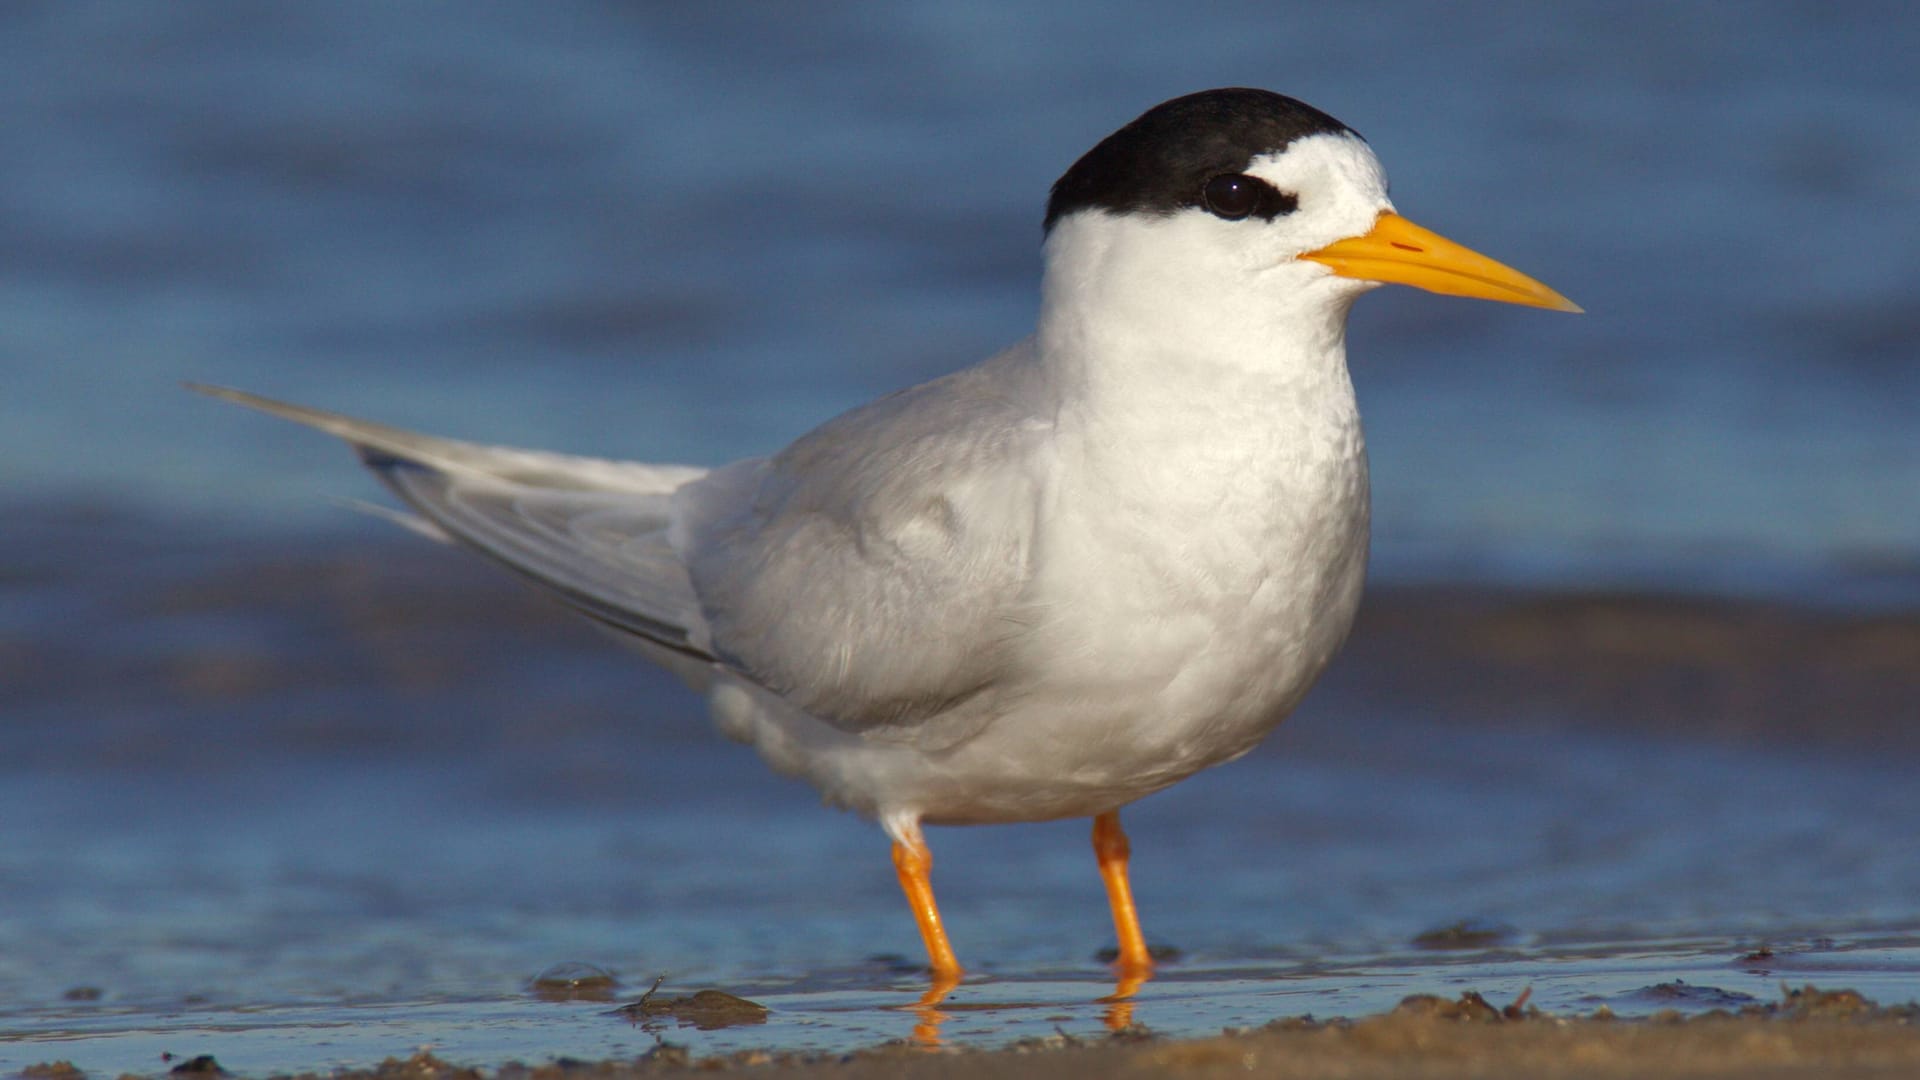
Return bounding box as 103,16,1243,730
21,986,1920,1080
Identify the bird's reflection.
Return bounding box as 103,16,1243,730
907,971,961,1046
1099,967,1149,1032
903,964,1152,1046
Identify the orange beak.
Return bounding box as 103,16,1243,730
1300,211,1581,312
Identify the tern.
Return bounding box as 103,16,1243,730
196,88,1576,985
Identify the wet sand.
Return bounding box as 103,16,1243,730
1336,586,1920,756
22,987,1920,1079
11,510,1918,763
601,1003,1920,1080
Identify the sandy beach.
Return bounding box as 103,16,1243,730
23,985,1920,1079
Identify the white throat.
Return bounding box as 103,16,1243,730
1033,203,1374,470
1027,170,1378,677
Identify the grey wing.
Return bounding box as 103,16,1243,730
371,464,713,656
193,385,716,660
677,343,1052,745
197,339,1053,753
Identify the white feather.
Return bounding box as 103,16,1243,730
193,131,1391,828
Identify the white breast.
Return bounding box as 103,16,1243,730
701,170,1386,826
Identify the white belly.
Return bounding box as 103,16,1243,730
709,419,1371,826
919,448,1370,822
702,316,1374,826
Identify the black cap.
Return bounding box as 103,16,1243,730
1044,89,1358,233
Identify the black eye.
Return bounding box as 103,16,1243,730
1201,174,1297,221
1203,174,1263,219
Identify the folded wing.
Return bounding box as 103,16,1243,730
190,384,715,659
196,345,1050,752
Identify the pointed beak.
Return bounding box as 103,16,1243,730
1300,212,1582,312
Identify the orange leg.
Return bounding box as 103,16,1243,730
891,836,963,980
1093,810,1153,975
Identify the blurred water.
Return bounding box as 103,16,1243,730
3,3,1919,1073
2,1,1916,595
2,524,1917,1070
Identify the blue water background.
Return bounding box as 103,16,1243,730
3,1,1916,600
3,3,1920,1072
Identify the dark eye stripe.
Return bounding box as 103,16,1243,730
1201,173,1298,222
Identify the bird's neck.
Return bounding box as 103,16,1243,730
1034,222,1364,464
1026,220,1372,683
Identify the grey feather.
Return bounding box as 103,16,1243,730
193,358,1053,751
190,383,715,658
678,342,1052,744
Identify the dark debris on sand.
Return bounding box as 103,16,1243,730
612,978,770,1031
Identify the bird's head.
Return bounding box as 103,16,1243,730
1040,88,1577,353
